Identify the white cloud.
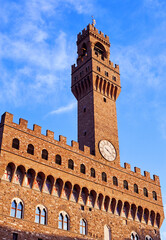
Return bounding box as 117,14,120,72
49,102,76,115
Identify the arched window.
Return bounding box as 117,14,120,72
131,232,139,240
10,199,23,219
68,159,74,170
145,236,153,240
80,164,86,174
80,219,86,235
35,206,46,225
16,202,23,219
56,155,61,165
144,187,148,197
42,149,48,160
91,168,95,178
12,138,19,150
58,212,69,230
134,184,138,193
152,191,157,200
102,172,107,182
3,162,15,182
124,180,128,190
41,209,46,225
94,42,106,59
113,176,118,186
27,144,34,155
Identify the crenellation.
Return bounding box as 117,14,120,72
19,118,28,129
59,135,67,144
1,112,13,124
134,167,141,175
153,175,160,185
83,145,90,155
144,171,151,180
33,124,42,134
71,140,79,150
124,162,131,171
46,130,54,139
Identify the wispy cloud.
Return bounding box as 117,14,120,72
49,102,77,115
0,0,95,106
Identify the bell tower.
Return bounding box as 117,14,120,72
71,23,121,166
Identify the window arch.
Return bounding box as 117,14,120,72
80,164,86,174
58,212,69,230
27,144,34,155
152,191,157,200
56,154,61,165
124,180,128,190
113,176,118,186
91,168,95,178
12,138,19,150
80,219,86,235
144,187,148,197
102,172,107,182
134,184,138,193
145,236,153,240
68,159,74,170
10,198,23,219
131,232,139,240
3,162,15,182
42,149,48,160
35,205,47,225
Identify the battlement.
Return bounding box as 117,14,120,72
71,59,119,74
77,24,110,44
0,112,161,186
123,162,160,185
0,112,91,155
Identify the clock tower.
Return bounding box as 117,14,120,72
71,23,121,165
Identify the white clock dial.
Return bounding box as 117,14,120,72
99,140,116,161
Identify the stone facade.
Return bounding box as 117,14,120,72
0,23,164,240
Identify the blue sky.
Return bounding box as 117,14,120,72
0,0,166,238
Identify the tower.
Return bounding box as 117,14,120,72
72,23,121,165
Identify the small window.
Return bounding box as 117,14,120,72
27,144,34,155
35,206,46,225
103,97,106,102
80,219,86,235
84,131,86,136
91,168,95,178
105,71,108,77
113,176,118,186
102,172,107,182
144,187,148,197
124,180,128,190
152,191,157,200
97,66,100,72
112,76,116,81
68,159,74,170
13,233,18,240
134,184,139,193
12,138,19,150
83,107,86,112
10,199,23,219
55,154,61,165
80,164,86,174
42,149,48,160
58,212,69,230
81,205,84,211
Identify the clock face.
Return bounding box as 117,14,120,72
99,140,116,161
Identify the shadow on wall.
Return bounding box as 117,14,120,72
0,226,92,240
